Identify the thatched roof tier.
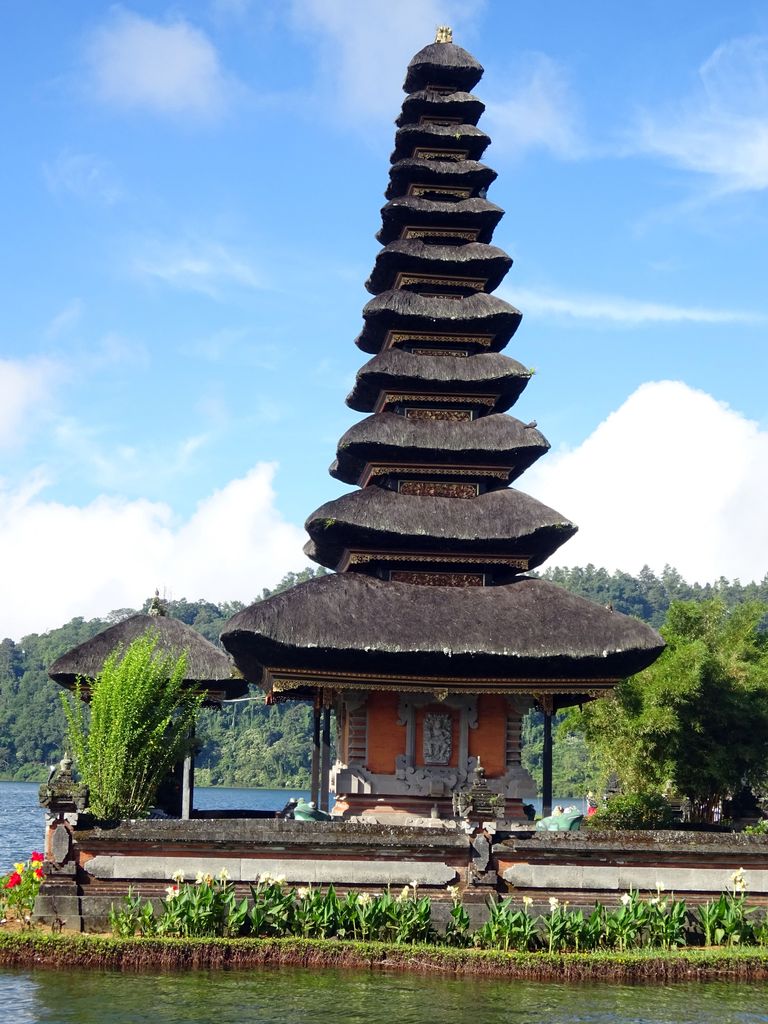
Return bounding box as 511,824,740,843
330,412,549,485
49,613,247,700
304,486,576,570
347,350,530,413
386,158,497,201
390,123,490,163
403,42,484,94
396,90,485,127
365,240,511,295
221,574,664,688
376,196,503,246
357,291,521,354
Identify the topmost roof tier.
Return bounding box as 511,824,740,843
403,40,484,94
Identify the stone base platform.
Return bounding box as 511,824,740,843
33,818,768,931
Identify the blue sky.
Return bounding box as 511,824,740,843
2,0,767,636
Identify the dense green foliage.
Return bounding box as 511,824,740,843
103,875,768,953
1,563,766,794
584,793,674,830
62,632,204,819
574,599,768,818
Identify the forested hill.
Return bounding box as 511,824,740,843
2,565,766,786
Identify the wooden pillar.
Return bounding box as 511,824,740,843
320,706,332,812
542,706,553,818
310,700,321,806
181,725,195,820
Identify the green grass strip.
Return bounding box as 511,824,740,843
3,932,768,980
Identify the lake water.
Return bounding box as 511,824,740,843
5,782,765,1022
2,968,768,1024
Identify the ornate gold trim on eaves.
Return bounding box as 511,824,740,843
400,227,481,243
377,392,498,412
385,329,494,349
412,148,469,162
394,272,486,291
264,665,619,697
341,550,530,570
361,462,513,485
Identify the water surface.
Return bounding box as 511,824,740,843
1,968,768,1024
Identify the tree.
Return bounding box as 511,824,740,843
576,599,768,820
61,631,204,819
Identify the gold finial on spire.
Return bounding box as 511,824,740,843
435,25,453,44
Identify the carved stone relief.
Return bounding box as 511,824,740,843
422,711,452,764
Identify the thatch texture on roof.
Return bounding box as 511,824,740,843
390,123,490,163
377,195,503,246
330,411,549,484
404,42,484,93
386,158,496,201
346,350,529,412
49,613,246,698
357,290,521,354
365,240,511,295
304,486,576,569
396,90,485,127
221,573,664,684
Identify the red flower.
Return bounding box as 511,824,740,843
34,868,44,880
30,851,44,863
4,871,21,888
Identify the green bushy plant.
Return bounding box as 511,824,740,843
585,792,674,830
61,630,204,820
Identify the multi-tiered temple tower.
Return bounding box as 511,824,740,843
222,32,663,821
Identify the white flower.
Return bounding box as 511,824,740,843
195,871,205,885
731,867,747,892
655,881,665,893
522,895,533,908
217,867,230,883
548,896,559,911
359,892,372,905
165,885,179,900
258,872,274,885
398,885,411,902
171,869,185,884
620,892,632,906
447,885,460,901
296,887,310,900
411,880,419,891
274,874,286,886
649,896,659,906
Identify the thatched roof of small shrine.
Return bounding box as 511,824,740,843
396,89,485,127
221,573,664,687
365,240,511,295
346,349,529,412
404,42,484,93
330,411,549,485
386,158,496,200
377,195,503,246
390,123,490,163
49,613,246,699
357,290,521,354
304,486,576,570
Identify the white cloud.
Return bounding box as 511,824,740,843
132,238,266,296
0,357,59,449
485,54,583,160
85,8,230,117
634,35,768,194
505,286,766,326
290,0,485,122
0,464,307,638
45,299,84,340
43,151,124,205
526,381,768,584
